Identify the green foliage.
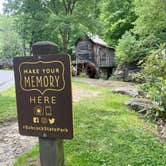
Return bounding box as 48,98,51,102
0,15,21,57
0,86,16,122
4,0,101,55
45,0,101,53
141,44,166,120
100,0,136,46
115,0,165,67
144,107,165,122
134,0,166,42
116,31,160,66
116,31,137,65
4,0,51,55
14,144,39,166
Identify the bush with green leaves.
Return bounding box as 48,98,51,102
116,31,159,67
141,44,166,120
116,31,137,66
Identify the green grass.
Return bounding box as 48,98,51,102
5,82,166,166
72,79,112,92
78,73,89,78
0,86,17,121
64,90,165,166
14,145,39,166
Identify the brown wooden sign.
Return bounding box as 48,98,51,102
13,54,73,139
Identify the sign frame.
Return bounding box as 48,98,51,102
13,54,73,139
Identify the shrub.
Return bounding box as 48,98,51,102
141,44,166,120
116,31,137,66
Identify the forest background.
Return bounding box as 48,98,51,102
0,0,165,59
0,0,166,120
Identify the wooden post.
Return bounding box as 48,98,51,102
39,139,64,166
32,41,64,166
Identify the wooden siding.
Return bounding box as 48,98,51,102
76,40,114,67
76,40,94,62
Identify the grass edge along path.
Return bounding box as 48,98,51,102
0,86,17,122
14,81,165,166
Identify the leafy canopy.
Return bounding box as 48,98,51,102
0,14,21,57
100,0,136,46
4,0,101,55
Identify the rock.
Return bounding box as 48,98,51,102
125,98,157,112
113,66,143,83
157,119,166,139
138,90,147,98
72,66,77,76
113,69,124,79
112,88,139,97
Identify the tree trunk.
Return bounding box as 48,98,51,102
60,31,69,54
22,31,26,56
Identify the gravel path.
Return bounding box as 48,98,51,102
73,77,136,90
0,122,37,166
0,86,99,166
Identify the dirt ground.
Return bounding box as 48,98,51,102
73,86,100,102
73,77,136,90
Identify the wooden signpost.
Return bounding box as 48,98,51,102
13,41,73,166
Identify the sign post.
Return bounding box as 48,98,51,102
13,41,73,166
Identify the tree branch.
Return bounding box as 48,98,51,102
70,0,78,14
52,0,58,15
62,0,68,14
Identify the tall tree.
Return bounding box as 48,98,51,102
100,0,136,46
133,0,166,42
116,0,166,68
0,14,21,57
4,0,101,54
4,0,49,55
44,0,100,53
